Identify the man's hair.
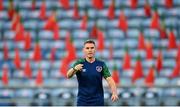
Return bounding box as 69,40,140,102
84,39,96,45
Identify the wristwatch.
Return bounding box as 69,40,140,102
73,67,78,72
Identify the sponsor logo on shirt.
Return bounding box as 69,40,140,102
82,69,86,72
96,66,102,72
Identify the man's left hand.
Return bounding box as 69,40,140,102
111,93,119,102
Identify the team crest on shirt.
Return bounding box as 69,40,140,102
96,66,102,72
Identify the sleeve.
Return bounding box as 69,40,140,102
102,62,111,79
72,58,84,68
72,60,80,68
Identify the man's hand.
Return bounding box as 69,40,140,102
111,93,119,102
67,64,83,78
74,64,83,71
105,77,119,102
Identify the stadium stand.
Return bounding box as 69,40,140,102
0,0,180,106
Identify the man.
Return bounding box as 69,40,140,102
67,39,119,106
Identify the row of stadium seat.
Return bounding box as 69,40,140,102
0,87,180,106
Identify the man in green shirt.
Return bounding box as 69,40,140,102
67,39,119,106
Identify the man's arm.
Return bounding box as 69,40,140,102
66,64,83,78
66,68,77,78
105,77,119,102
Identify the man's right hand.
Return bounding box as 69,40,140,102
67,64,83,78
74,64,83,71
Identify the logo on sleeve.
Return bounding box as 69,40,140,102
96,66,102,72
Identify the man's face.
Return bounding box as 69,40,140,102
83,43,96,58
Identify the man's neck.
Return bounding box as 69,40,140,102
86,57,95,63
